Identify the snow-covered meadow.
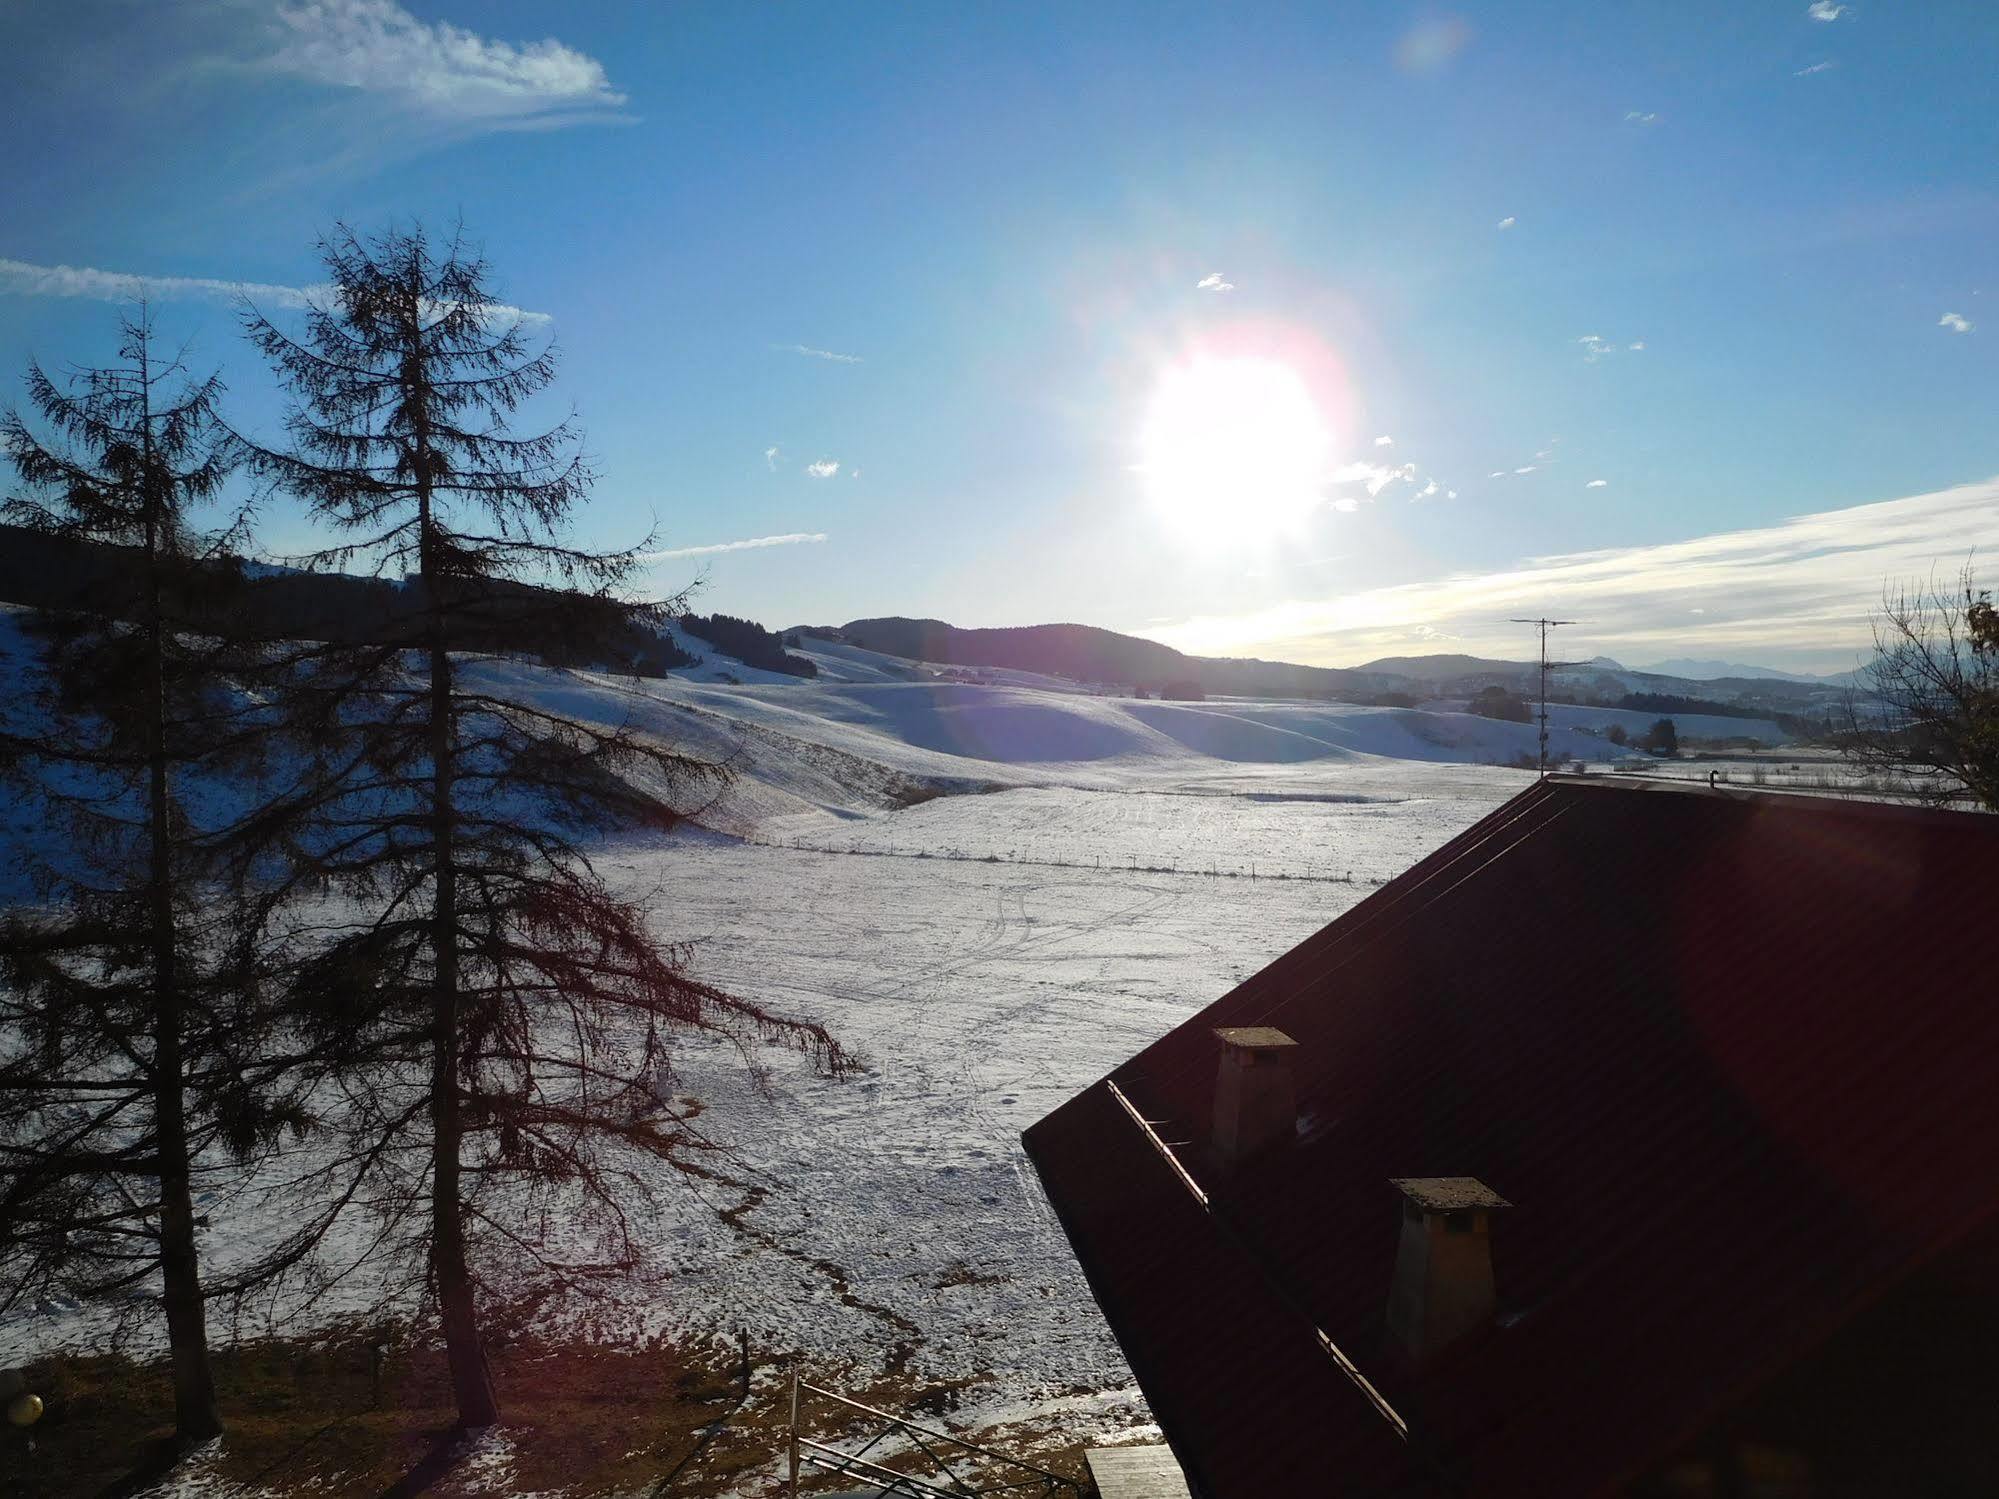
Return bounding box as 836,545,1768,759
1,619,1594,1451
586,780,1509,1375
332,645,1541,1427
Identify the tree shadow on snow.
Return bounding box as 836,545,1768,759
88,1437,187,1499
377,1429,474,1498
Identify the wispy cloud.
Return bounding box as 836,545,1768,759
1795,60,1837,75
262,0,627,129
1323,436,1461,508
779,343,863,364
764,446,780,470
1196,273,1236,293
1139,478,1999,673
642,532,828,561
805,459,840,479
1586,478,1609,489
1578,333,1643,363
1940,312,1975,334
1496,216,1517,231
0,254,550,324
1331,459,1418,498
1807,0,1849,20
1624,110,1660,125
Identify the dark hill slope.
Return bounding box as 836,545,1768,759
835,617,1365,698
0,523,691,676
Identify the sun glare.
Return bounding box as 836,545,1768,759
1138,356,1332,542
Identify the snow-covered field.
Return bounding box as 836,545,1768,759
2,619,1565,1472
584,772,1515,1388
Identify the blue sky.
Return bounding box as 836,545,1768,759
4,0,1996,672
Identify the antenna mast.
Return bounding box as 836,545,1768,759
1509,617,1577,776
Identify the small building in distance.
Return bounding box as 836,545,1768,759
1023,777,1999,1496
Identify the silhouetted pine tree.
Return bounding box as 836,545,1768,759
233,224,847,1428
0,311,294,1447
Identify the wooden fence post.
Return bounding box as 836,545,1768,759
788,1366,802,1498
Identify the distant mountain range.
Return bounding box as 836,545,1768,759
819,617,1856,725
1637,657,1857,685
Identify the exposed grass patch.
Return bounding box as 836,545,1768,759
5,1329,1107,1497
5,1326,771,1498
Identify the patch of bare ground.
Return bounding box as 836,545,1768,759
2,1325,1112,1498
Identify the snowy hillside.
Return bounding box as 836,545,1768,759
500,650,1786,832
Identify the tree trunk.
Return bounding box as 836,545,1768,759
428,612,495,1427
142,428,223,1446
156,987,222,1445
414,292,499,1428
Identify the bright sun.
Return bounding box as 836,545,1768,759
1138,356,1332,542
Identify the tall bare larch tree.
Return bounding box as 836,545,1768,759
0,310,291,1446
234,224,846,1427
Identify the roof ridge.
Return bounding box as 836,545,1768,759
1552,772,1994,822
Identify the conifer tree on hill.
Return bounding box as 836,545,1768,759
233,223,848,1428
0,309,301,1447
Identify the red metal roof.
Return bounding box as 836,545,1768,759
1022,778,1999,1496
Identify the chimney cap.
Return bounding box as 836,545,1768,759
1214,1026,1298,1053
1391,1177,1510,1213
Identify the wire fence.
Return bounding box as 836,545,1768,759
740,834,1390,887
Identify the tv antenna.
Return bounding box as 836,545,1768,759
1510,617,1580,776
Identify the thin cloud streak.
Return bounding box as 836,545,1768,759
780,343,863,363
0,255,552,325
1138,478,1999,674
642,531,828,561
